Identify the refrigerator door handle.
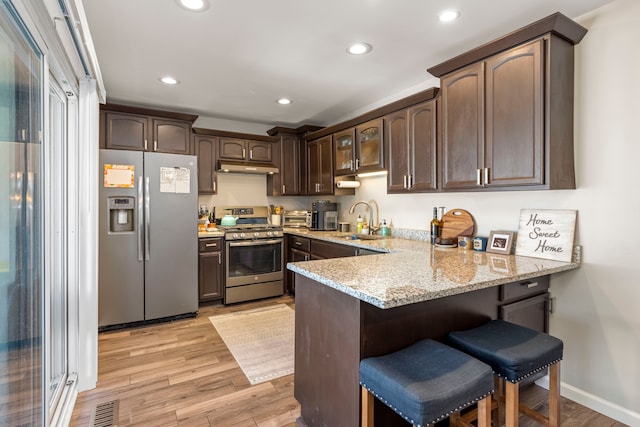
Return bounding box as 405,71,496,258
145,176,151,260
137,176,144,261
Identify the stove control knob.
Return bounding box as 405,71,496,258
267,231,273,236
240,233,245,238
254,232,259,237
232,233,239,239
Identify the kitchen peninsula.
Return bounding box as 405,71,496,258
287,231,579,426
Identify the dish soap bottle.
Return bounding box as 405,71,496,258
361,218,369,235
356,215,363,234
380,219,389,236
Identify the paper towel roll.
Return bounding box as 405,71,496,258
336,180,361,188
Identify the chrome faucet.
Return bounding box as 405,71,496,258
348,200,380,234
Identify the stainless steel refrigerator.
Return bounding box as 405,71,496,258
98,149,198,329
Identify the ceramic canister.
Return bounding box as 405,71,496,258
473,236,488,251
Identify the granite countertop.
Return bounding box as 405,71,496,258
285,228,580,309
198,229,225,238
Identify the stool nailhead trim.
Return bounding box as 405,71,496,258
360,382,494,427
497,358,562,383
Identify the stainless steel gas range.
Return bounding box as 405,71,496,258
215,206,284,304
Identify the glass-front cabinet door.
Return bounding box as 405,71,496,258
356,118,384,173
333,129,355,175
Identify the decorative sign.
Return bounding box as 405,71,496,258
515,209,577,262
103,164,134,188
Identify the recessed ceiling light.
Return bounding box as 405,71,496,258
160,76,179,85
347,42,373,55
176,0,209,12
439,9,460,22
277,98,292,105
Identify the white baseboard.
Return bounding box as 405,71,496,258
536,376,640,427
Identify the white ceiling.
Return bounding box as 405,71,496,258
82,0,613,129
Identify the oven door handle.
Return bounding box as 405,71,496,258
228,239,283,247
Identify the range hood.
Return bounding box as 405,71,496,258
217,160,279,175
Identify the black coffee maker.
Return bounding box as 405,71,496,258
310,200,338,231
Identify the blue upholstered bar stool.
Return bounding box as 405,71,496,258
359,339,494,427
448,320,563,427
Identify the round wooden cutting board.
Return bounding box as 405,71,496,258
440,209,475,239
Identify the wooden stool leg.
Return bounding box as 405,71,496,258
549,362,561,427
361,386,374,427
477,395,492,427
495,376,504,427
505,380,519,427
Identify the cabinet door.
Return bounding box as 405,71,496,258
440,62,484,190
308,136,333,195
194,135,217,194
356,119,384,173
318,136,334,194
219,138,247,160
104,112,148,151
500,293,549,333
485,40,543,187
281,134,301,195
409,100,437,192
384,110,410,193
287,248,309,294
153,119,191,154
334,129,356,175
248,140,272,162
198,251,223,301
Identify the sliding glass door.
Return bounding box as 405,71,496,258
0,0,44,425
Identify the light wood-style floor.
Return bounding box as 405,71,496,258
70,296,625,427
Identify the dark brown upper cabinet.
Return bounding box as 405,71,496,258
219,138,272,163
307,136,334,195
194,134,218,194
431,13,587,191
100,104,197,155
385,99,437,193
355,119,384,173
333,128,356,176
267,130,303,196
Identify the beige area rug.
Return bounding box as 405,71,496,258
209,304,295,385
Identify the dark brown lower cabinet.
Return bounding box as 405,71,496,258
198,238,223,302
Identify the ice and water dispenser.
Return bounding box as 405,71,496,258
108,196,135,233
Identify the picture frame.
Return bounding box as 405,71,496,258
486,230,515,254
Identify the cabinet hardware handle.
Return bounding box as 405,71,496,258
153,140,158,151
295,242,302,246
484,167,490,185
522,281,539,288
282,185,286,194
409,174,413,189
403,175,407,189
21,129,27,141
242,148,246,158
144,139,148,151
355,158,360,170
476,168,482,186
205,243,218,247
250,149,253,160
218,253,222,264
304,255,309,261
213,181,216,192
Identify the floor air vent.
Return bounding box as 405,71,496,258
90,400,119,427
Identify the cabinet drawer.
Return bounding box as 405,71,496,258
289,236,311,252
499,276,549,302
199,238,223,253
311,240,358,259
